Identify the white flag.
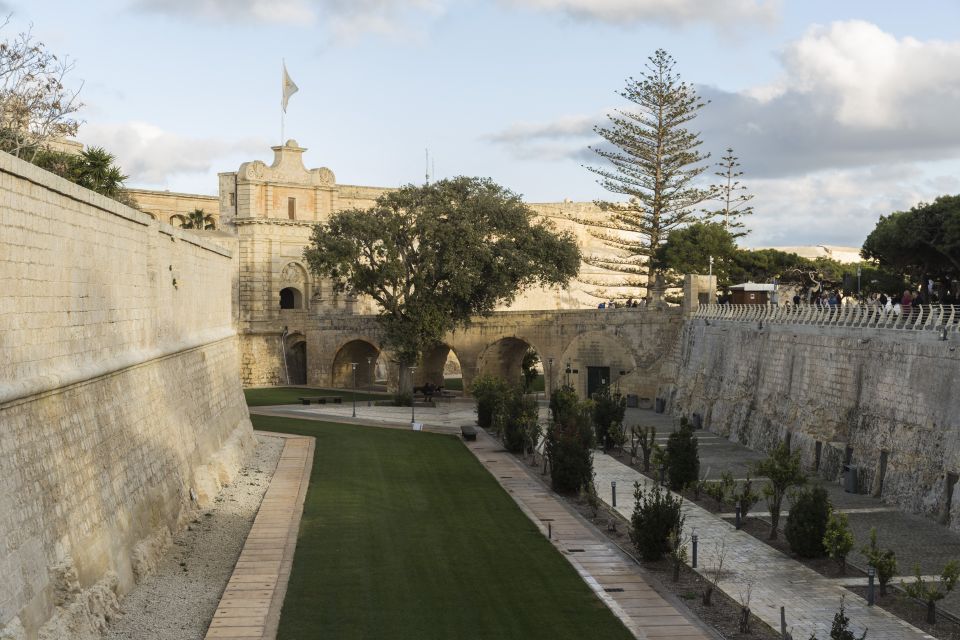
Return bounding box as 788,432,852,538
282,62,298,113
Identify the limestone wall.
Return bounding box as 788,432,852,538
0,152,254,639
663,319,960,531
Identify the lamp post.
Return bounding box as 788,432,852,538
367,356,374,407
351,362,358,417
547,357,554,399
409,365,417,426
565,361,571,387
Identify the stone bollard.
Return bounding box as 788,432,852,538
611,480,617,508
735,504,742,530
691,534,698,568
867,567,875,606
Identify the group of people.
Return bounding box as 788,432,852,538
598,298,646,309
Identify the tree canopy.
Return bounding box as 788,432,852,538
586,49,715,297
303,177,581,364
862,195,960,289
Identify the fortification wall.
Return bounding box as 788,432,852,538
663,318,960,531
0,152,254,639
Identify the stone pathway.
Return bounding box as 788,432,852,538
466,430,716,640
203,432,314,640
625,408,960,617
592,453,935,640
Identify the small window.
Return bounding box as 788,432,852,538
229,192,236,207
280,287,303,310
288,197,296,220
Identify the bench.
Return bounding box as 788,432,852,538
298,396,344,405
461,425,478,442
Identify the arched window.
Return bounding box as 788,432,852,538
279,287,303,309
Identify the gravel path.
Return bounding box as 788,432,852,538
105,434,284,640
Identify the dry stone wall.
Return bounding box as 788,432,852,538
0,152,254,639
663,319,960,531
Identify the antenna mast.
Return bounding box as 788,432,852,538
425,148,430,185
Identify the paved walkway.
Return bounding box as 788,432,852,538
626,408,960,617
466,430,715,640
204,432,315,640
592,453,935,640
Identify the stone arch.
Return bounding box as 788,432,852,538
280,261,310,309
476,336,541,388
419,344,463,389
331,338,381,389
284,332,307,385
559,331,637,399
279,287,303,309
169,214,186,227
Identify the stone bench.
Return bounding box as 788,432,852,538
298,396,343,405
461,425,478,442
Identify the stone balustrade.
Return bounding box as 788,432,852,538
695,303,960,333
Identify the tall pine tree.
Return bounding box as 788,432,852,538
586,49,715,298
707,148,754,237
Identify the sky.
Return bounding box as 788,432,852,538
9,0,960,248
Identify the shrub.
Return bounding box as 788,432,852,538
545,386,594,494
861,527,897,596
823,512,855,574
902,560,959,624
732,475,761,519
392,391,413,406
665,419,699,490
470,374,507,430
629,481,684,561
754,444,806,540
634,425,656,471
808,597,866,640
592,386,626,450
496,384,539,453
785,486,831,558
521,348,540,392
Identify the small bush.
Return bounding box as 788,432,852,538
392,391,412,406
808,597,866,640
592,386,626,450
470,375,507,430
823,512,855,574
754,443,806,540
629,482,684,561
497,384,539,453
665,419,699,490
902,560,959,624
545,386,594,494
785,486,831,558
861,527,897,596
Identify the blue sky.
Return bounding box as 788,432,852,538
11,0,960,247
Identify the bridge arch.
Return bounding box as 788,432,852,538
331,338,382,389
475,336,544,389
418,343,463,389
559,331,637,399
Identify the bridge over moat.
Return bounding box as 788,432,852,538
276,307,684,401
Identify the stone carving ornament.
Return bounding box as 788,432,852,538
281,262,303,283
244,161,266,180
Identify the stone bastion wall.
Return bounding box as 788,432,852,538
0,152,254,639
661,316,960,532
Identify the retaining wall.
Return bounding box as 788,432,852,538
0,152,254,639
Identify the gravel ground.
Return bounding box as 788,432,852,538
104,434,284,640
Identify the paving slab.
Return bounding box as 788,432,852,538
592,452,936,640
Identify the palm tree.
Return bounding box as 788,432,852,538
72,147,128,198
182,208,216,230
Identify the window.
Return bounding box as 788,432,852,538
288,197,296,220
280,287,303,310
229,192,236,207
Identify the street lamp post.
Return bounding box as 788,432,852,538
351,362,358,417
409,366,417,426
547,357,554,399
565,361,571,387
367,356,374,407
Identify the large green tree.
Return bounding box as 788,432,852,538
652,222,738,286
303,177,580,371
862,195,960,292
587,49,715,298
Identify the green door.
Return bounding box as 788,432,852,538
587,366,610,398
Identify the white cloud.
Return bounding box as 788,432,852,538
77,121,269,187
487,21,960,179
503,0,779,27
129,0,444,39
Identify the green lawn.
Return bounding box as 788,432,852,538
253,415,633,640
243,387,384,407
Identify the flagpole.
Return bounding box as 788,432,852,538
280,60,285,144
